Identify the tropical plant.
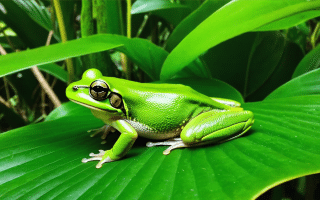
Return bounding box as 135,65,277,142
1,0,320,199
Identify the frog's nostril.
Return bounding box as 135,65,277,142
73,86,79,91
72,85,89,91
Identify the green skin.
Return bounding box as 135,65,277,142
66,69,254,168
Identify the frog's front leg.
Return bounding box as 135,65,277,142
148,109,254,155
82,120,138,168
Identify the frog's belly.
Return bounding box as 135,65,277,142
124,119,181,140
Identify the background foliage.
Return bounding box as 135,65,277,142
1,0,320,199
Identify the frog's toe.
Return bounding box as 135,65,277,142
146,138,182,147
82,150,117,168
146,140,176,147
96,156,113,168
82,157,99,163
163,141,188,155
89,149,105,157
82,150,105,163
146,138,188,155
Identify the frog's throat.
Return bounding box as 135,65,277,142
70,99,118,113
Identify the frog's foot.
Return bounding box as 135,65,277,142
146,138,189,155
87,125,116,144
82,150,114,168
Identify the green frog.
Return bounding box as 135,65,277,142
66,69,254,168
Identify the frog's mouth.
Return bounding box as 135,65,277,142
69,99,117,113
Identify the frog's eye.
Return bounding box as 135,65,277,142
90,80,109,101
109,93,123,108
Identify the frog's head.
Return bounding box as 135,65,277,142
66,69,125,115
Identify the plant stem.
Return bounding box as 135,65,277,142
3,77,10,102
81,0,94,37
31,67,61,108
53,0,74,83
125,0,132,80
127,0,131,39
311,22,320,49
42,30,57,112
0,95,10,108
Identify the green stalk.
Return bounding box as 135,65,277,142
127,0,131,39
95,0,108,34
53,0,74,82
81,0,94,70
92,0,120,77
311,22,320,49
81,0,94,37
125,0,132,79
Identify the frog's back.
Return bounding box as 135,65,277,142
107,79,227,110
105,78,229,137
105,77,226,108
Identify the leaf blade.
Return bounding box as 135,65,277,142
0,34,123,78
292,42,320,78
266,68,320,100
161,0,320,80
1,94,320,199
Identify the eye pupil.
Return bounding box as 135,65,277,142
93,86,107,92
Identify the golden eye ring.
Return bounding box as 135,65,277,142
109,92,123,108
89,80,109,101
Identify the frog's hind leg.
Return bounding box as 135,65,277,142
211,97,241,107
146,109,254,155
181,109,254,146
146,138,190,155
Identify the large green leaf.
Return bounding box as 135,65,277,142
1,78,320,199
202,32,286,97
0,34,123,78
292,42,320,78
131,0,191,26
0,34,167,81
45,102,91,121
166,0,320,52
175,58,212,80
242,96,320,199
160,0,320,80
254,10,320,31
266,68,320,100
132,0,188,13
165,0,231,52
246,41,304,101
